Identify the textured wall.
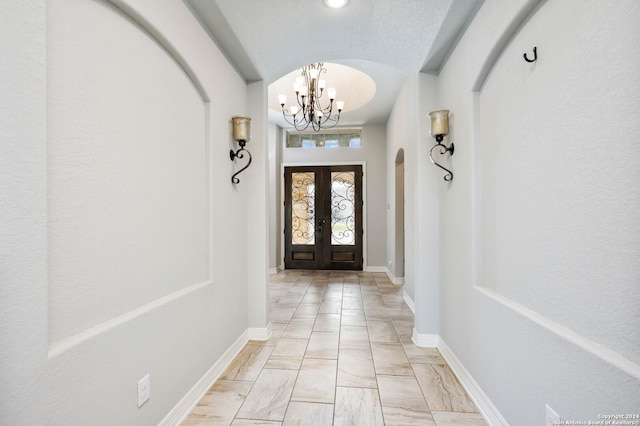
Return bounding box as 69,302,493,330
386,73,442,338
47,0,209,344
1,0,254,424
386,76,419,291
436,0,640,423
478,0,640,366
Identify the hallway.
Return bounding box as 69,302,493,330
182,270,486,425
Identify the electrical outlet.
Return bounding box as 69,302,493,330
138,374,150,407
546,404,560,426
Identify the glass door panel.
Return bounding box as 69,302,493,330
291,172,316,245
330,171,356,245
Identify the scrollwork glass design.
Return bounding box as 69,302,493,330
291,172,315,245
331,171,356,245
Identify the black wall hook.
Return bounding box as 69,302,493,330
523,46,537,63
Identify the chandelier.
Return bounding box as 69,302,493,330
278,62,344,132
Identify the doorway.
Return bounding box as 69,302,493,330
395,149,405,279
284,165,363,270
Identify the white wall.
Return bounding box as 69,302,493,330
268,123,283,272
386,74,442,340
433,0,640,423
387,78,418,289
246,81,270,332
281,124,387,269
1,0,260,424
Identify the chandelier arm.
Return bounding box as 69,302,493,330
281,113,296,127
281,108,306,130
280,106,294,120
294,119,310,132
313,92,327,109
325,101,334,118
317,111,329,124
317,104,334,123
317,115,340,129
284,104,311,132
296,94,306,109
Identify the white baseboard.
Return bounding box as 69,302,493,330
159,330,249,426
364,266,404,285
403,291,415,314
390,276,405,284
412,329,440,348
389,269,405,285
269,265,284,274
438,339,508,426
248,323,272,341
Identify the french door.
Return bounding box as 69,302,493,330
284,165,363,270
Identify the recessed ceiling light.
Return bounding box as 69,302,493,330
324,0,349,8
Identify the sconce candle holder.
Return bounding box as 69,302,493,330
428,110,454,181
230,116,252,184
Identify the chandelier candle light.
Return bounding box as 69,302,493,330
278,62,344,132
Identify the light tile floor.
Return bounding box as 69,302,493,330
183,270,487,426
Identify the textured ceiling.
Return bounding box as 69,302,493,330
187,0,483,126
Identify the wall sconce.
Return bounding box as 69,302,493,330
229,116,252,184
428,109,454,181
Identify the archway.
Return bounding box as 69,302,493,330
395,148,405,279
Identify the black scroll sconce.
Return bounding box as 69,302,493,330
428,109,454,182
229,116,252,184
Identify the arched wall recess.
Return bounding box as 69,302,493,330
472,0,545,91
47,0,212,350
108,0,210,102
472,0,640,385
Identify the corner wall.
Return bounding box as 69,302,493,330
386,74,442,339
268,124,283,272
386,76,420,296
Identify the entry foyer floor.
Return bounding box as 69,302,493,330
183,270,486,425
